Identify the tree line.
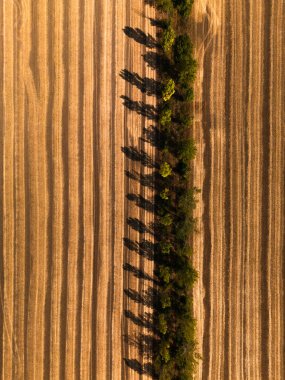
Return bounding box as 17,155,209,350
150,1,200,379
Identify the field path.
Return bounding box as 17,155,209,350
0,0,156,379
192,0,285,379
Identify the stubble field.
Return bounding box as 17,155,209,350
0,0,284,380
191,0,285,379
0,0,157,379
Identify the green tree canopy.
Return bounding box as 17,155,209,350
162,24,176,52
160,161,172,177
162,78,176,101
177,138,197,161
159,107,172,126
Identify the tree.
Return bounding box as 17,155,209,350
162,79,175,101
162,24,176,53
159,340,171,363
177,111,193,127
178,188,199,213
158,314,168,334
161,293,171,309
160,213,173,226
160,241,173,254
177,138,197,161
155,0,174,13
178,62,197,86
160,188,170,200
184,86,194,101
160,161,172,177
159,108,172,126
173,34,193,67
173,0,194,18
159,265,171,283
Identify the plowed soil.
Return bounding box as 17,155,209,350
191,0,285,379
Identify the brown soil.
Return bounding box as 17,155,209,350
0,0,156,379
191,0,285,379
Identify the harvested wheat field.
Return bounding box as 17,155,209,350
0,0,157,379
191,0,285,379
1,0,284,379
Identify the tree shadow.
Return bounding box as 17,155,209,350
120,69,162,96
125,169,157,189
142,51,174,75
124,310,157,332
148,17,168,29
124,333,159,359
141,125,164,149
123,237,156,260
123,262,159,284
122,146,158,168
123,26,158,48
121,95,158,120
124,358,157,378
127,217,154,235
124,286,158,308
127,193,156,213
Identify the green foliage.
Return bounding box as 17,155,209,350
162,24,176,53
149,1,199,378
160,162,172,177
155,0,174,13
184,86,194,101
178,61,197,86
175,215,197,241
178,188,199,213
177,111,193,127
160,213,173,226
173,0,194,18
159,265,171,283
158,314,168,335
176,265,198,288
160,187,170,200
173,34,193,67
159,340,171,362
161,293,171,309
160,241,173,254
162,78,176,101
159,108,172,126
177,138,197,161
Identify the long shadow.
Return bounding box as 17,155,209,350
123,26,158,48
125,169,157,189
127,193,156,214
123,359,156,378
120,69,162,97
124,287,158,308
123,237,156,260
142,51,174,76
127,217,155,235
123,262,159,284
121,95,158,120
148,17,168,29
124,310,157,332
122,146,158,168
140,125,164,149
124,333,158,359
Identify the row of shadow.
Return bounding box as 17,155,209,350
121,20,162,378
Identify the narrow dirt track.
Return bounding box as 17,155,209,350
191,0,285,379
0,0,156,379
